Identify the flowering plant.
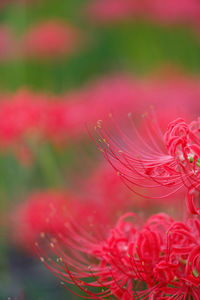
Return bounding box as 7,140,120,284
32,111,200,299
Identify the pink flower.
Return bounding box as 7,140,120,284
165,117,200,215
145,0,200,25
35,212,200,298
86,0,140,23
0,90,79,150
0,90,46,146
11,190,85,250
86,0,200,30
1,73,200,162
94,113,200,215
11,180,125,251
0,26,16,60
22,20,80,60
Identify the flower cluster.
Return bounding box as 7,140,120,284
31,110,200,299
95,113,200,216
35,212,200,299
0,20,80,61
86,0,200,31
5,72,200,298
0,26,17,61
22,20,81,60
1,73,200,153
11,162,143,249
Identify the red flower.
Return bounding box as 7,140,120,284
0,90,47,146
165,117,200,215
0,26,16,60
86,0,200,31
94,113,200,215
11,178,129,251
11,190,77,248
35,212,200,299
22,20,80,60
86,0,139,23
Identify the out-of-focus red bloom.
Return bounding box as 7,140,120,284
0,90,70,164
94,113,200,216
81,161,181,215
22,20,80,60
35,212,200,299
61,73,200,138
86,0,200,30
0,90,47,146
1,73,200,160
86,0,140,23
11,182,123,251
0,89,78,150
82,163,134,207
61,75,141,138
0,76,139,149
11,162,150,252
0,26,16,60
11,190,78,248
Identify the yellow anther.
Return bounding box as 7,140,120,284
50,243,54,248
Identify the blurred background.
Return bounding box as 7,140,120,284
1,0,200,299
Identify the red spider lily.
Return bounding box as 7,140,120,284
80,161,183,215
11,160,183,253
35,211,200,299
0,89,82,152
0,89,63,164
86,0,139,23
22,20,80,60
93,113,200,216
86,0,200,30
0,76,139,149
0,90,48,147
11,190,78,249
1,74,200,162
80,163,137,210
11,185,125,251
1,73,200,145
0,26,16,60
67,72,200,132
164,117,200,215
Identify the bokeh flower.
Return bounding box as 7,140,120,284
86,0,200,32
0,26,16,61
11,190,75,248
22,20,80,60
